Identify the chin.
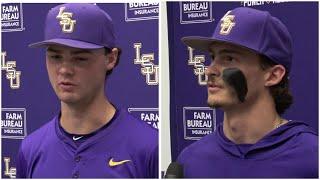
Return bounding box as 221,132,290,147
207,97,222,108
208,102,222,109
57,93,80,104
207,94,233,108
59,98,78,104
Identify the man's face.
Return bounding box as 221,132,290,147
46,45,110,104
205,42,267,109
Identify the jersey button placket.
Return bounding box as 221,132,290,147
75,155,81,162
72,171,79,178
73,154,81,178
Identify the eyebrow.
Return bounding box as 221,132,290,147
46,47,93,55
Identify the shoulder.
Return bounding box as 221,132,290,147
288,127,318,177
20,118,56,158
112,109,158,177
117,109,158,140
287,121,318,149
177,132,218,163
114,109,158,150
293,130,318,151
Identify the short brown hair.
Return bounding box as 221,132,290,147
259,55,293,115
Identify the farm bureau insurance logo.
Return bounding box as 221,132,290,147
180,2,213,24
1,108,27,139
1,3,25,32
128,108,158,129
183,107,216,140
125,3,158,22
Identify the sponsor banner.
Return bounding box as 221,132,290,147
180,1,213,24
125,3,158,22
1,108,27,139
128,108,158,129
183,107,216,140
1,3,24,32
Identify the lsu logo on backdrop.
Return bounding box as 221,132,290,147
56,6,76,33
187,47,208,86
1,52,22,89
183,107,216,140
128,108,158,129
1,108,27,139
1,3,24,32
180,1,213,24
3,157,16,178
134,43,159,85
125,3,158,22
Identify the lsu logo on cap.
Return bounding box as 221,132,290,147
56,7,76,33
220,10,235,35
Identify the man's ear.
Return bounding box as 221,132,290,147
264,65,286,87
105,48,119,71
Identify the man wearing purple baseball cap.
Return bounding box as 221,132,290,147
16,3,158,178
176,7,318,178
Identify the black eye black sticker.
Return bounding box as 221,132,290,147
222,68,248,103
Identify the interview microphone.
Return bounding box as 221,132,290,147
164,162,184,178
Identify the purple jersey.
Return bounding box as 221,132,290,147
177,121,318,178
16,109,158,178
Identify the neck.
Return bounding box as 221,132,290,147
60,92,115,135
222,93,286,144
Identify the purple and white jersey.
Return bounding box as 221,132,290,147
177,121,318,178
16,109,158,178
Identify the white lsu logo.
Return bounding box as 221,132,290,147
56,7,76,33
187,47,208,86
4,157,16,178
1,52,21,89
220,10,235,35
134,43,159,85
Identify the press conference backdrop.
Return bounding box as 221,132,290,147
1,3,159,178
167,1,318,161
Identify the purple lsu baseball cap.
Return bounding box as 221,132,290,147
182,7,293,71
29,3,115,49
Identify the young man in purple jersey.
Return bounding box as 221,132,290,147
16,3,158,178
177,7,318,178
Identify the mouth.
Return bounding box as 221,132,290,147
58,81,76,91
207,81,223,93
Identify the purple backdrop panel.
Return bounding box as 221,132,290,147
167,1,318,161
1,3,158,178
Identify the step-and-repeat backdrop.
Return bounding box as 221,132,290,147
1,3,158,178
167,1,318,161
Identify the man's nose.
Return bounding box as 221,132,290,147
58,60,74,76
205,62,221,77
